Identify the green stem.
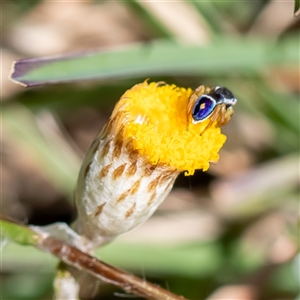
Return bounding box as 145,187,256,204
1,217,187,300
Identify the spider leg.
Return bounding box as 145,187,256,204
187,93,198,116
204,104,222,129
187,85,206,129
210,104,222,122
187,86,205,116
215,104,226,126
219,106,234,126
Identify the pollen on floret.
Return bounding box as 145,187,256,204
113,81,227,175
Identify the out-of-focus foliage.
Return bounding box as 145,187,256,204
10,37,299,86
295,0,300,14
1,1,299,299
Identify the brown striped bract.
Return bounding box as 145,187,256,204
143,163,157,177
112,163,127,180
126,162,137,177
115,178,141,204
112,140,123,159
125,203,136,218
129,179,141,195
147,175,161,192
100,139,112,158
129,150,139,162
94,203,106,217
99,163,112,179
116,192,128,204
74,126,179,247
147,192,156,207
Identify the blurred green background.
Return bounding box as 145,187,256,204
1,1,299,299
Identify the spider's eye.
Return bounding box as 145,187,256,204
192,96,215,122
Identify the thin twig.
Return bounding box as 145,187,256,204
1,217,187,300
40,236,186,300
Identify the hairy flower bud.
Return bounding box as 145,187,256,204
73,81,236,248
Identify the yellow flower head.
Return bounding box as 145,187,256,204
74,81,236,245
110,81,234,175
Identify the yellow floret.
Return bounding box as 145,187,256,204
114,81,227,175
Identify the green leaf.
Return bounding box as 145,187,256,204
295,0,300,15
126,1,175,39
11,36,298,86
269,262,300,293
97,242,222,278
2,105,79,197
1,242,57,272
2,273,53,300
257,84,300,134
0,220,40,246
189,0,228,34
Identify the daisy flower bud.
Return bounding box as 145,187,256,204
73,81,236,248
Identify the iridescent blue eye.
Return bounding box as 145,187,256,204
192,96,216,122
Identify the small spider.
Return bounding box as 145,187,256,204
188,86,237,127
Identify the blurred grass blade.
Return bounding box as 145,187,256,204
257,84,299,134
2,240,221,279
211,153,299,217
295,0,300,16
189,1,228,34
126,1,175,39
130,1,211,43
97,242,222,278
11,38,298,87
0,219,41,246
3,105,79,198
1,242,57,273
